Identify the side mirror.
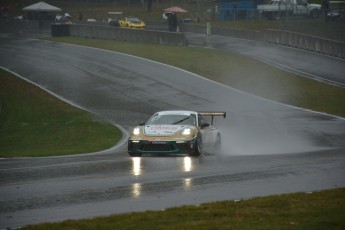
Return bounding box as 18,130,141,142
139,122,146,126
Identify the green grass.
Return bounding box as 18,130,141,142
21,188,345,230
0,69,122,157
48,37,345,118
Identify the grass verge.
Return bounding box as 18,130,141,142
0,68,122,157
48,37,345,118
21,188,345,230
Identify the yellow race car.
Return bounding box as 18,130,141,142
119,16,145,29
128,110,226,157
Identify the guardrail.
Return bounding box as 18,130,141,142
183,24,345,59
264,29,345,59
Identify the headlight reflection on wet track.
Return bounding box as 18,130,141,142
183,157,193,191
183,157,192,172
183,178,192,191
131,157,142,198
130,156,196,198
131,183,142,198
131,157,142,176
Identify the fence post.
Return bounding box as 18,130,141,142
206,22,211,35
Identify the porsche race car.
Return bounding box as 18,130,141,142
128,111,226,156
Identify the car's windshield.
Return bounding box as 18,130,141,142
146,114,196,126
128,17,141,23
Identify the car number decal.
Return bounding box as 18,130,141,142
150,141,167,144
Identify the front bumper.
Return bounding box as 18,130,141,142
128,138,196,155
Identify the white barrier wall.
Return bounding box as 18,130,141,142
183,24,345,59
67,24,188,46
264,29,345,59
3,21,342,58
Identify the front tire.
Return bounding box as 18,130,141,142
189,135,203,157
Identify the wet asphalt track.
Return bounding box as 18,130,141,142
0,36,345,229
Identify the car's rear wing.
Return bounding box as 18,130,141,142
199,112,226,125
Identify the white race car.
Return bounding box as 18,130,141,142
128,110,226,156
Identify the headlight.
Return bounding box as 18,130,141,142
133,127,140,136
181,128,191,136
